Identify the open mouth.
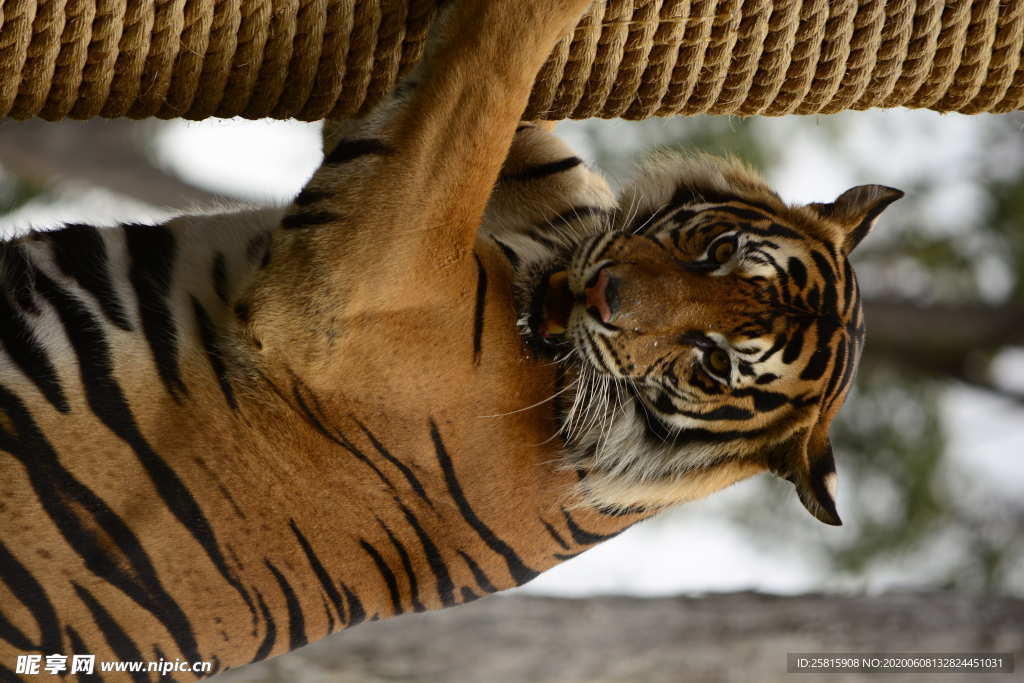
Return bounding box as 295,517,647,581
530,264,619,348
535,270,576,340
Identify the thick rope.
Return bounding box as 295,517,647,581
0,0,1021,121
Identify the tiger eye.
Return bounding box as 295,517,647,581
706,348,731,376
711,239,736,264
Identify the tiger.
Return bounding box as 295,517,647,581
0,0,902,678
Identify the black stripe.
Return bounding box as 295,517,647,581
73,583,148,683
191,296,238,412
281,211,339,230
472,252,488,365
782,323,807,363
251,589,276,662
810,249,838,285
562,509,621,546
289,520,347,626
841,259,856,317
377,518,426,613
806,286,820,311
353,418,433,508
324,138,392,165
293,188,329,206
800,321,836,382
491,237,520,269
64,625,103,683
340,582,365,627
583,331,614,375
788,257,808,289
430,420,538,585
653,388,686,414
554,551,586,561
360,540,404,615
0,541,61,655
292,381,395,488
595,333,628,372
48,224,132,330
0,383,201,663
265,560,307,651
540,518,571,551
123,223,187,401
397,501,456,607
212,252,229,304
824,335,854,413
0,291,70,413
637,416,769,446
0,242,41,314
321,596,335,636
633,391,676,445
679,195,785,226
582,232,615,272
819,269,840,319
457,551,497,594
756,328,789,364
33,270,254,627
733,386,790,412
504,156,582,182
679,405,756,421
459,587,480,603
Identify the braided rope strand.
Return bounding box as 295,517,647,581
0,0,1020,120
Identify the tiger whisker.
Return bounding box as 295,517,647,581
622,188,646,234
477,379,577,419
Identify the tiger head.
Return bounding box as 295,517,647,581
519,154,902,525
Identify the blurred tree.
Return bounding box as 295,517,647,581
0,119,229,209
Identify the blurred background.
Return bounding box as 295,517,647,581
1,110,1022,680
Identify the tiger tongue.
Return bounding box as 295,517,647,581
541,270,574,338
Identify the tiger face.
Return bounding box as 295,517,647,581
518,155,902,524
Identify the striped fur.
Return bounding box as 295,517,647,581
1,0,900,678
509,154,901,521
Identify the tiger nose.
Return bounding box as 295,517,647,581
584,267,620,323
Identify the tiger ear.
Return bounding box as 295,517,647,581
809,185,903,254
766,428,842,526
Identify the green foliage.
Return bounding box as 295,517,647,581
829,370,946,573
981,114,1024,302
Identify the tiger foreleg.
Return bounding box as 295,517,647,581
245,1,595,370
